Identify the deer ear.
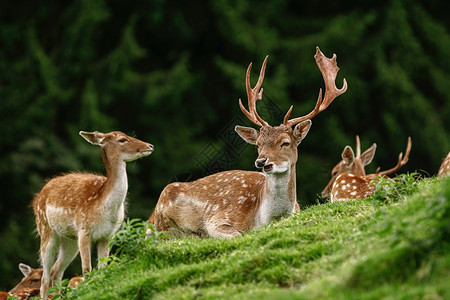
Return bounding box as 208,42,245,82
293,120,312,145
361,143,377,166
341,146,355,166
235,126,259,145
19,263,32,277
79,131,105,146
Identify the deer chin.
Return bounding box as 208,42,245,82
124,151,153,162
263,162,289,174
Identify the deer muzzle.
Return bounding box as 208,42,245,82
255,158,268,169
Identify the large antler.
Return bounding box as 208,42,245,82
375,137,412,176
239,56,269,127
284,47,348,127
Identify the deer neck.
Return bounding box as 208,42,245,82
255,164,297,228
101,148,128,213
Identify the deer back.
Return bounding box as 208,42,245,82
437,152,450,177
330,173,378,202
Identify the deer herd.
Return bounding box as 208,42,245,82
4,47,449,299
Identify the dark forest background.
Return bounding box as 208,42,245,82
0,0,449,289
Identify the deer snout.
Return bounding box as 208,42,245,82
321,188,330,199
255,158,268,168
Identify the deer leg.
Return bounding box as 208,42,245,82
205,219,241,238
96,239,110,269
40,235,58,299
51,239,79,282
78,230,92,274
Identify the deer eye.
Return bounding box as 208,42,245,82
332,171,338,177
281,142,290,148
119,138,128,143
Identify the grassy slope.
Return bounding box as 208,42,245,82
67,176,450,300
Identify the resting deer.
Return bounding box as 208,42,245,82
0,288,40,300
9,263,42,294
151,47,347,238
322,136,411,202
32,131,153,298
437,152,450,177
9,263,83,292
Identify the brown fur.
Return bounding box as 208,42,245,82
437,152,450,177
9,264,43,294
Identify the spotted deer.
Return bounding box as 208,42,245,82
151,47,347,238
9,263,83,292
437,152,450,177
0,288,40,300
323,136,411,202
9,263,42,294
32,131,153,298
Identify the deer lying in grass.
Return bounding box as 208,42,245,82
437,152,450,177
151,47,347,238
0,288,39,300
2,263,82,300
33,131,153,298
9,263,42,294
322,136,411,202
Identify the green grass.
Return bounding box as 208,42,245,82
65,175,450,300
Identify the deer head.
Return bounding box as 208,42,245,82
9,263,43,294
321,136,377,198
236,47,348,176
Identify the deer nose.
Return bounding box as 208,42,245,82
255,158,267,168
147,143,154,151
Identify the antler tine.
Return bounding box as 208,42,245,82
238,56,269,127
356,135,361,157
286,47,347,128
376,137,412,176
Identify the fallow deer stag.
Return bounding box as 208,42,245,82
322,136,411,202
151,47,347,238
437,152,450,177
33,131,153,298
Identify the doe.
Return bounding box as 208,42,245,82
32,131,153,298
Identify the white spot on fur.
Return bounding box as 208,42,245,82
237,196,247,204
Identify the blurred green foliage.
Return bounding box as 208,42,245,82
0,0,448,289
